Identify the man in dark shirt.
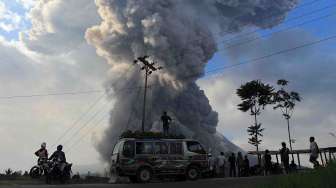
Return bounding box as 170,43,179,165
243,155,250,177
161,111,172,136
264,149,272,175
280,142,290,174
49,145,67,171
228,153,236,177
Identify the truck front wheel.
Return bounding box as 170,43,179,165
136,167,152,183
186,166,200,181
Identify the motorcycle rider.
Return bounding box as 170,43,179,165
49,145,67,172
34,142,48,164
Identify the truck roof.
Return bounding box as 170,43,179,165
117,138,198,142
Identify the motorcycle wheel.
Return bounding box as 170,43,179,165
30,166,42,179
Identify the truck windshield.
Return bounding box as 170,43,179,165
123,141,135,158
112,141,122,155
187,141,206,154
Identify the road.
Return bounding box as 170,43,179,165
0,176,272,188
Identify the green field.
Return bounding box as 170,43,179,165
259,163,336,188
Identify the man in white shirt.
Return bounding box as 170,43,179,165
309,136,320,168
216,152,226,177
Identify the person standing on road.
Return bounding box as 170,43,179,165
309,136,320,168
216,152,226,177
280,142,290,174
243,155,250,177
228,153,236,177
263,150,272,176
236,152,244,177
161,111,172,137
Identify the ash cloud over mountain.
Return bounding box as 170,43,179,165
85,0,299,161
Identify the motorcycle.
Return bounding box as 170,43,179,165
29,158,49,179
45,160,72,184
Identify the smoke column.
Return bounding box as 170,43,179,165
86,0,299,162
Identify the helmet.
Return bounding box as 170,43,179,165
57,145,63,151
41,142,46,149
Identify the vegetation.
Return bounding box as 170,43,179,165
236,80,274,162
273,79,301,160
259,162,336,188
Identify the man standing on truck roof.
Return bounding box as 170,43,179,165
161,111,172,137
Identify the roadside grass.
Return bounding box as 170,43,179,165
259,162,336,188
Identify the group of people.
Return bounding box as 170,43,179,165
210,151,250,178
34,142,67,171
210,136,321,178
262,136,320,175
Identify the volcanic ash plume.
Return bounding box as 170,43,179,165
85,0,299,162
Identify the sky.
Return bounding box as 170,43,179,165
0,0,335,173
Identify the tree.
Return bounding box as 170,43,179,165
5,168,13,176
247,124,264,148
237,80,274,164
273,79,301,160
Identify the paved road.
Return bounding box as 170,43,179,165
0,176,272,188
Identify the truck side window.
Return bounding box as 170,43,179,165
187,141,206,154
155,142,168,154
123,141,135,158
136,142,154,155
169,142,183,155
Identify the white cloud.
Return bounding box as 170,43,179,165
0,2,23,32
16,0,37,10
21,0,101,55
0,0,110,173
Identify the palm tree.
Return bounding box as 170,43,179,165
273,79,301,160
237,80,274,163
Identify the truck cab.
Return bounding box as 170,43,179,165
110,138,209,183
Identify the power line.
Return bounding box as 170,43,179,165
0,85,148,100
67,81,143,153
220,2,336,45
50,67,135,146
9,33,334,103
125,86,142,131
66,113,109,153
50,94,105,148
153,0,323,70
200,0,321,39
58,68,143,147
213,0,321,38
61,100,110,147
206,34,336,75
222,6,336,49
150,33,336,83
0,90,103,99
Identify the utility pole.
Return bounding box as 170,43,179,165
134,56,162,133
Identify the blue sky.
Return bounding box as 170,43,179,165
0,0,31,40
205,0,336,73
